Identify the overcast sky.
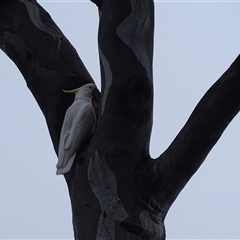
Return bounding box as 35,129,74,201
0,1,240,239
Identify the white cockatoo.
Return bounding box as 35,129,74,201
56,83,98,175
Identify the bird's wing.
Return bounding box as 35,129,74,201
56,100,96,174
65,102,95,150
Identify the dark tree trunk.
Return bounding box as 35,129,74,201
1,0,240,239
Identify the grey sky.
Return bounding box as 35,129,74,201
0,1,240,239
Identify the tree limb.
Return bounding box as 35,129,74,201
0,0,94,152
151,54,240,217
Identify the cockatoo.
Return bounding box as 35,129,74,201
56,83,98,175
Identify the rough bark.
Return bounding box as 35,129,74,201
1,0,240,239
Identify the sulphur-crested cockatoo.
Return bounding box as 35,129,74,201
56,83,98,175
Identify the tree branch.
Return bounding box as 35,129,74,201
152,54,240,217
0,0,94,152
95,0,154,158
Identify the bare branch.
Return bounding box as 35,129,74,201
0,0,94,152
152,54,240,216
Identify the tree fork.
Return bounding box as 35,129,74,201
1,0,240,239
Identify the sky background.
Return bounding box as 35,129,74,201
0,1,240,239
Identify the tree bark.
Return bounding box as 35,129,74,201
1,0,240,239
151,55,240,218
0,0,93,153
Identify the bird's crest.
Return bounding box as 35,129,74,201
63,88,78,93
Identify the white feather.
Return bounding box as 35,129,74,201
56,83,96,175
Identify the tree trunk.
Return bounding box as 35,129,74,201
1,0,240,239
66,0,163,238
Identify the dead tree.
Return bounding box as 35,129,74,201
0,0,239,239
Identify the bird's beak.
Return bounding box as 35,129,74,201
92,88,100,97
62,89,78,93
